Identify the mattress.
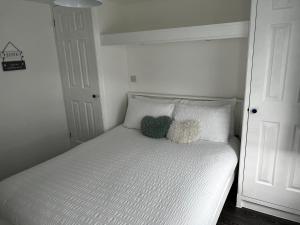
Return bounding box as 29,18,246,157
0,126,239,225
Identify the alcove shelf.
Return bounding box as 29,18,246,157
101,21,249,46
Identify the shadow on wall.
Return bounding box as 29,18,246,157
0,0,71,180
0,133,71,181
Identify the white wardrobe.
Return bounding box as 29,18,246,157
237,0,300,222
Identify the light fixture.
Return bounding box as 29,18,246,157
54,0,103,8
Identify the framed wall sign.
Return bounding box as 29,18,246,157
2,60,26,71
1,42,26,71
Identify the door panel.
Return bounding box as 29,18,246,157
243,0,300,211
256,121,280,186
287,126,300,192
265,23,291,101
53,6,103,145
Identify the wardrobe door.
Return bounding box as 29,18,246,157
243,0,300,211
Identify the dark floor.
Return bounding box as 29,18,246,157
217,180,300,225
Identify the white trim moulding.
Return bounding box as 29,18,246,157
101,21,249,46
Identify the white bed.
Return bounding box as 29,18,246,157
0,125,239,225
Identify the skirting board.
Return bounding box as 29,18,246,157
237,196,300,223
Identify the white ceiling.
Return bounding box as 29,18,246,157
24,0,157,5
108,0,158,3
25,0,54,4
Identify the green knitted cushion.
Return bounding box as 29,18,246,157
141,116,172,139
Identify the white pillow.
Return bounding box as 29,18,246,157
173,104,232,143
123,97,175,129
179,99,236,136
167,120,200,144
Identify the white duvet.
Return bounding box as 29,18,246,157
0,126,239,225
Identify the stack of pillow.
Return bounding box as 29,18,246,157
123,95,235,144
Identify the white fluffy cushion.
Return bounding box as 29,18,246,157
123,97,175,129
173,104,232,143
167,120,200,144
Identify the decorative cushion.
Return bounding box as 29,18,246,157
123,97,175,129
173,104,231,143
141,116,172,139
167,120,200,144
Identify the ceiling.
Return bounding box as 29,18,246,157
24,0,158,5
25,0,54,4
108,0,158,4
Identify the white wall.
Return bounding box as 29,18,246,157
92,7,130,131
100,0,251,33
127,39,248,98
94,0,250,130
99,46,129,130
0,0,70,180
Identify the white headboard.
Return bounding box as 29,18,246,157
128,91,244,138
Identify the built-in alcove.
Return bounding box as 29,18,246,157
94,0,251,130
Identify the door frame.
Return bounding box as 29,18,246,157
90,7,107,132
51,5,106,144
236,0,300,222
237,0,258,206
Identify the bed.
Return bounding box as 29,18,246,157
0,94,241,225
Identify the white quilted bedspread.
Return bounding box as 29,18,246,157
0,126,238,225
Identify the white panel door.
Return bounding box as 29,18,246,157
243,0,300,211
53,6,103,145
